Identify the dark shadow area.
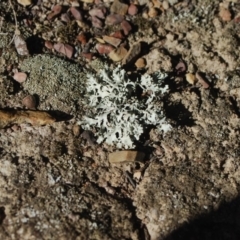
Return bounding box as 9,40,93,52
165,197,240,240
0,207,6,225
26,35,44,55
48,110,73,122
164,102,195,127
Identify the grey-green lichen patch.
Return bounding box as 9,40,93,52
20,54,87,116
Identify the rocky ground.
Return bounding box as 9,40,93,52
1,0,240,239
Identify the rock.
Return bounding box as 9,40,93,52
77,33,88,45
110,30,125,39
135,58,146,69
13,72,27,83
109,151,145,163
45,40,53,49
121,20,132,35
89,8,106,19
102,35,121,47
122,42,142,65
128,4,138,15
105,14,124,25
17,0,32,6
82,52,94,61
69,7,83,20
168,0,179,5
219,7,232,22
54,43,74,58
110,0,128,15
61,13,70,22
14,35,29,56
47,5,62,20
108,46,128,62
148,7,159,18
96,43,114,54
91,16,103,28
22,95,37,109
162,0,169,10
175,60,187,74
196,72,210,89
72,125,81,137
185,73,196,85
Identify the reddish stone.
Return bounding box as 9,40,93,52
47,5,62,20
91,16,103,28
45,40,53,49
54,43,74,59
110,30,125,39
82,52,94,61
70,7,83,20
96,43,114,54
77,33,88,45
105,14,124,25
121,20,132,35
89,8,105,19
128,4,138,15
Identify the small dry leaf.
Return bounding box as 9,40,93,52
13,72,27,83
0,109,55,129
108,46,127,62
14,35,29,56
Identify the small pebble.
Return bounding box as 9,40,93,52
108,46,127,62
110,0,128,15
148,7,158,18
47,5,62,20
103,35,121,47
54,43,74,58
17,0,32,6
89,8,105,19
185,73,196,85
128,3,138,15
135,58,146,69
70,7,83,20
121,20,132,35
13,72,27,83
45,40,53,49
110,30,125,39
219,7,232,22
91,16,103,28
77,33,88,45
96,43,114,54
105,14,124,25
22,95,37,109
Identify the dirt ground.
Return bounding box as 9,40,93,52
1,0,240,239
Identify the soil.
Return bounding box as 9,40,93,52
1,0,240,239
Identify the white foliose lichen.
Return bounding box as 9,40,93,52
79,65,171,149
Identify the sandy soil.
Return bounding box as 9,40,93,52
1,0,240,239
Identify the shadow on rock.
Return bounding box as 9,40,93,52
165,197,240,240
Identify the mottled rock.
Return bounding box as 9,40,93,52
54,43,74,58
105,14,124,25
22,95,37,109
121,20,132,35
96,43,114,54
89,8,105,19
128,4,138,15
47,5,62,20
110,0,128,15
70,7,83,20
14,35,29,56
91,16,103,28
